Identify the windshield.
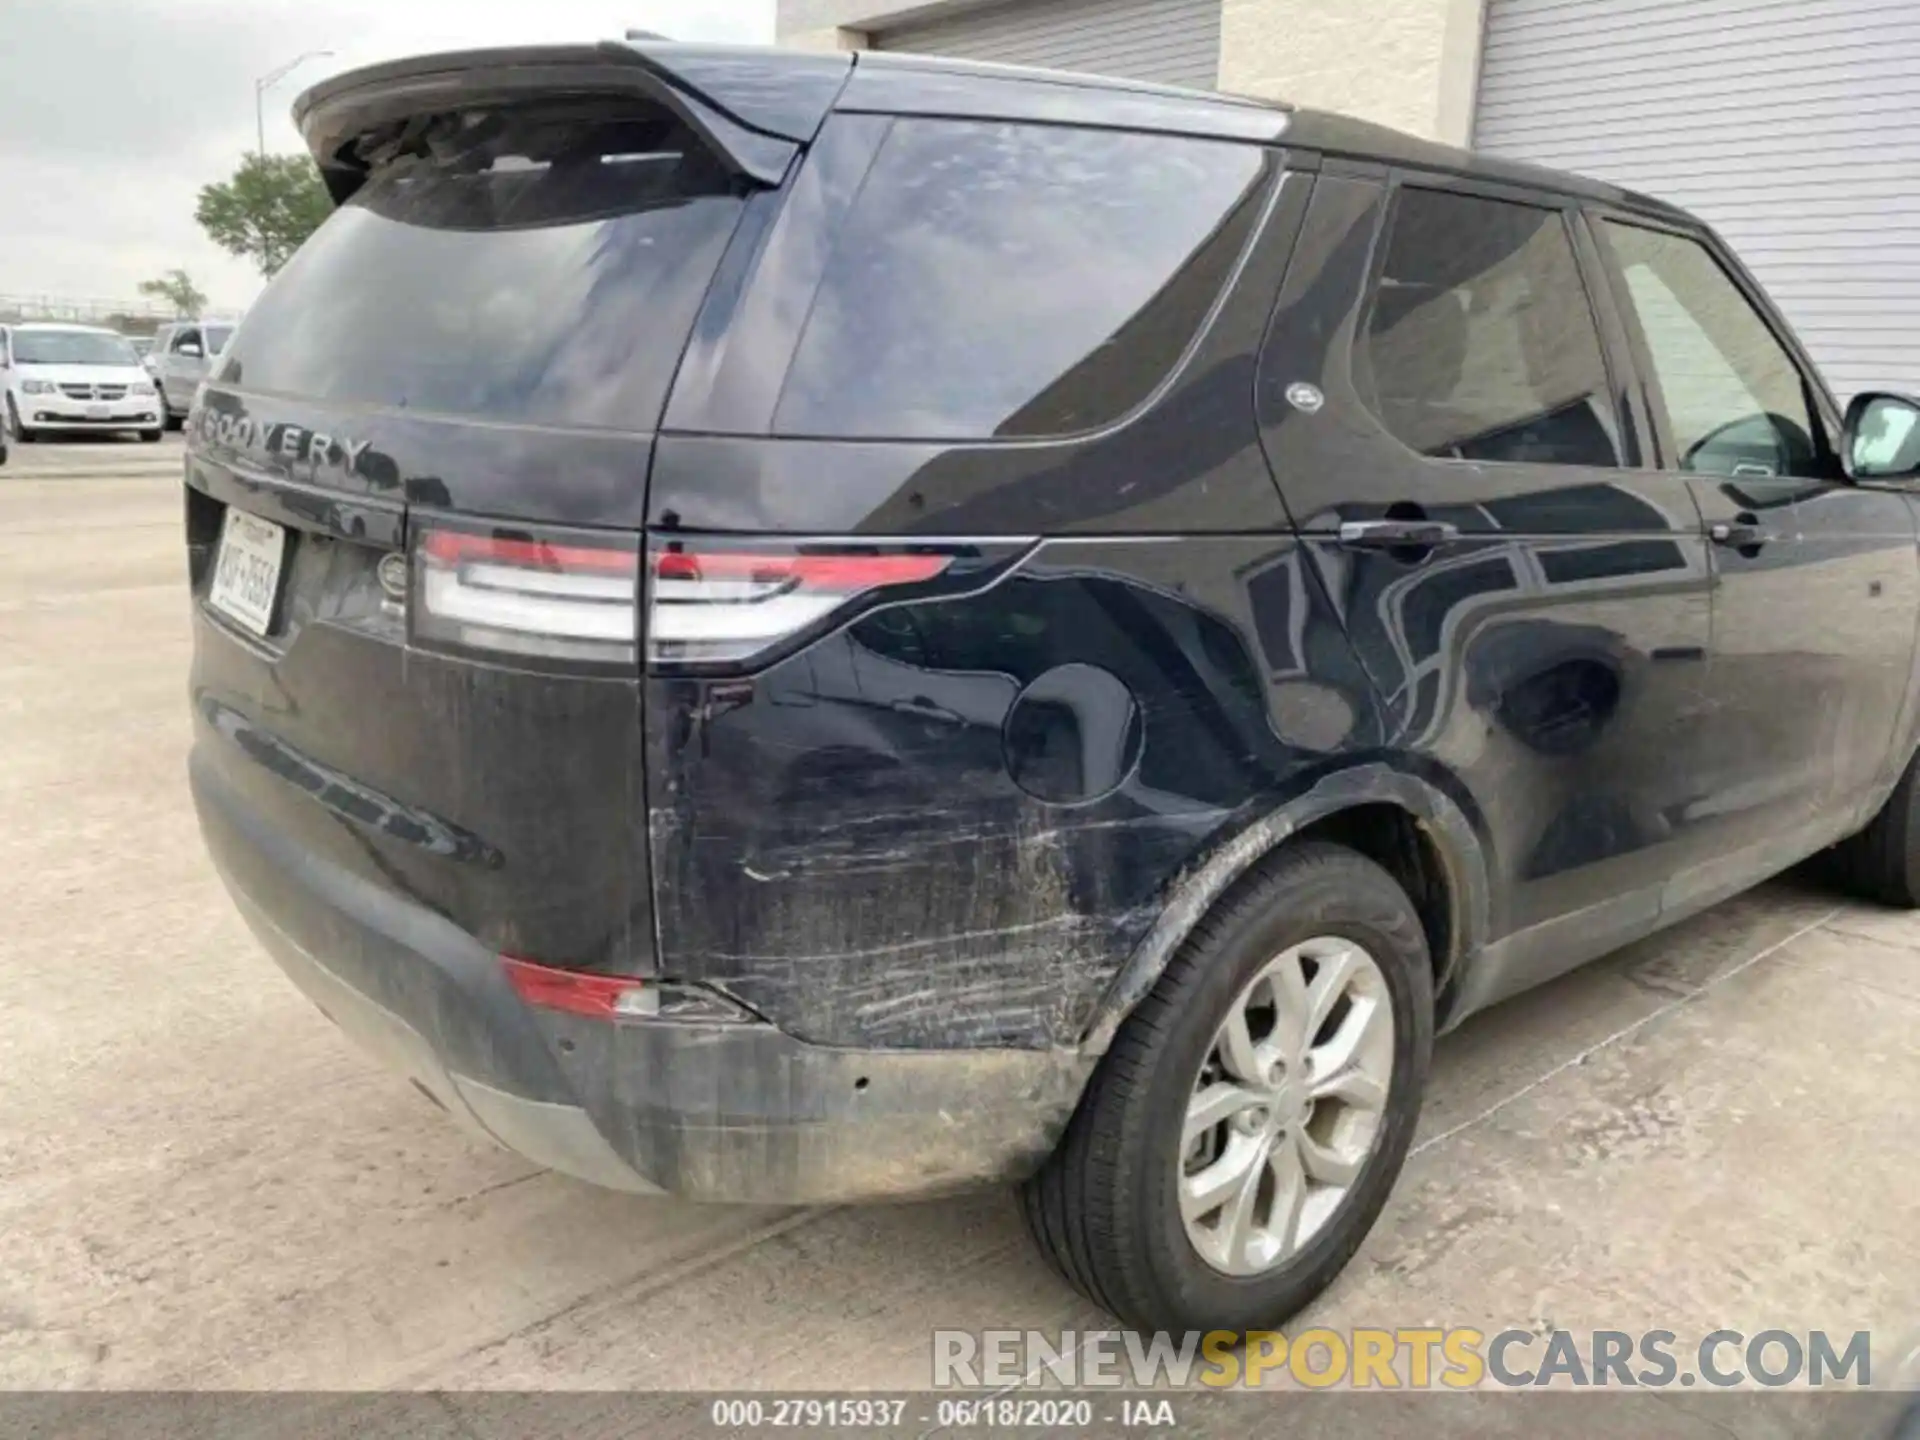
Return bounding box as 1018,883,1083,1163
205,326,234,353
12,331,141,367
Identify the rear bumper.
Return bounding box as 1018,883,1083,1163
190,747,1091,1204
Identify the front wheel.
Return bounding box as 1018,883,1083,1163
1830,748,1920,907
6,395,35,443
1021,842,1434,1334
139,428,163,444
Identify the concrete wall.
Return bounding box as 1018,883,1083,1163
1219,0,1485,144
782,26,868,52
775,0,1487,146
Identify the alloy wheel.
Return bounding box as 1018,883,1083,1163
1179,935,1396,1277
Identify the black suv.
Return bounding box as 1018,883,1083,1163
185,41,1920,1334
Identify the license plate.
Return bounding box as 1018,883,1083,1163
87,403,109,419
209,509,286,637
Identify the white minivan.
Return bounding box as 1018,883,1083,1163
0,322,163,443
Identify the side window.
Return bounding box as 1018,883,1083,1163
1357,186,1624,469
172,328,202,354
1600,221,1826,480
773,118,1270,441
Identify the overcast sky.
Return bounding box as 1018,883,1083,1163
0,0,776,311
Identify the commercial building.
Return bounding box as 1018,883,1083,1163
778,0,1920,398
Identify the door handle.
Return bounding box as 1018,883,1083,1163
890,696,965,726
1337,519,1460,553
1709,515,1767,550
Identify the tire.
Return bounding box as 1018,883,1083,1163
1021,841,1434,1334
6,395,35,443
1830,749,1920,907
139,428,163,444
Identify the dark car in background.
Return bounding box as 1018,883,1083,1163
183,41,1920,1334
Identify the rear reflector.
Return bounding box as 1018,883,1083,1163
502,956,754,1023
414,525,639,666
648,544,953,667
502,956,644,1020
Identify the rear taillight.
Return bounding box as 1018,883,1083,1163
411,526,970,672
413,524,640,667
647,544,953,667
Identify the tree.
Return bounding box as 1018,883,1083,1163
195,154,331,278
137,269,208,317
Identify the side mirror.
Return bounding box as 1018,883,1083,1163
178,343,204,359
1844,391,1920,481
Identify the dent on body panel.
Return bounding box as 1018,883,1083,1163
646,540,1383,1050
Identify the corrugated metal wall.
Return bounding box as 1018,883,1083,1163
1474,0,1920,402
872,0,1222,92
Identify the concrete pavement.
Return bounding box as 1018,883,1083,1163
2,431,185,480
0,458,1914,1433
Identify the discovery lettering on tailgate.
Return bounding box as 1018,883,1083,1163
194,406,373,485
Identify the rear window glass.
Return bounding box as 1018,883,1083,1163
218,103,745,431
773,119,1270,441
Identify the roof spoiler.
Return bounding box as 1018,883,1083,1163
293,42,854,203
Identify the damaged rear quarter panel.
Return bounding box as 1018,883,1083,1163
645,537,1386,1049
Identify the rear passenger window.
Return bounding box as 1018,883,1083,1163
773,119,1270,441
1357,187,1624,468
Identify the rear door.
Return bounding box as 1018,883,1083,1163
1257,171,1720,999
1589,212,1920,870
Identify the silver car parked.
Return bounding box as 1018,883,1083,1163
150,319,236,429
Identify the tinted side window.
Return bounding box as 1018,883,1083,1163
1357,187,1623,469
172,328,202,354
773,119,1269,441
1600,221,1826,480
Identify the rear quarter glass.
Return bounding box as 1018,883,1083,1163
771,118,1271,441
217,100,747,432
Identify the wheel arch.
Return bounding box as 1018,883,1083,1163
1078,763,1491,1056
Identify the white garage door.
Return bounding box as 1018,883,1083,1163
1475,0,1920,403
873,0,1222,93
